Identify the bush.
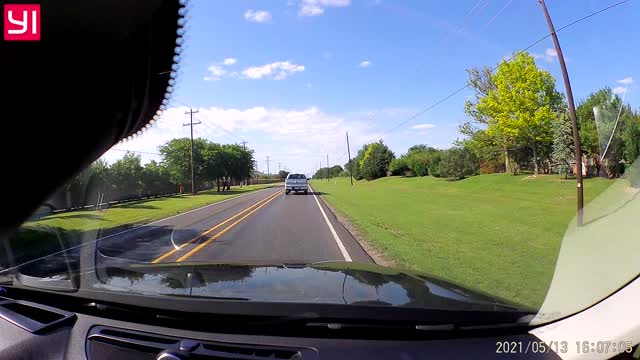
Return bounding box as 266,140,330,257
388,157,409,176
360,141,395,180
428,153,443,178
436,147,479,180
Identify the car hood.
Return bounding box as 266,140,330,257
92,261,528,312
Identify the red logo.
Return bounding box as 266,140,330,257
4,4,40,41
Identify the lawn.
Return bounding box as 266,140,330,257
310,174,613,308
5,184,277,267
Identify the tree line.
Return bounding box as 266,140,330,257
55,138,255,209
460,52,640,178
334,52,639,183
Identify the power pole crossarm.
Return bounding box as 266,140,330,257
183,108,201,195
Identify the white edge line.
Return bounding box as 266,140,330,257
96,186,278,241
308,185,352,262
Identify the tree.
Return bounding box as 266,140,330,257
476,53,564,175
359,141,395,180
388,157,409,176
551,115,575,179
278,170,290,180
159,138,208,192
436,147,479,180
110,152,144,199
621,107,640,164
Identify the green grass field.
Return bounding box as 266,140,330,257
311,175,613,308
7,184,276,266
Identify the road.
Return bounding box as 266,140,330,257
97,185,373,264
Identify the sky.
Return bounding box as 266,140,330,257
102,0,639,176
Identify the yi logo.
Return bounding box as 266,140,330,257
4,4,40,41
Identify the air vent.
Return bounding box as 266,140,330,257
87,326,315,360
0,299,76,333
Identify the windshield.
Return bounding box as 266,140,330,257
2,0,639,327
287,174,306,180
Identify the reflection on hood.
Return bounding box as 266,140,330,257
93,261,527,312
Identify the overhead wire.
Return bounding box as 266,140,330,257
365,0,631,145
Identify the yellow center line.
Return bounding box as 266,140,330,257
175,189,283,262
151,189,283,263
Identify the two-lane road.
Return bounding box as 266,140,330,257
97,185,372,264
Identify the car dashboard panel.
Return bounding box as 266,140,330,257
0,298,561,360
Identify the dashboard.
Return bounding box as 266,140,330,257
0,295,561,360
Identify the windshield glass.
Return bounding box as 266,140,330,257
2,0,639,327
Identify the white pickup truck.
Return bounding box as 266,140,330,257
285,173,308,195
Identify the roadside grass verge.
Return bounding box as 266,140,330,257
4,184,277,267
310,175,613,308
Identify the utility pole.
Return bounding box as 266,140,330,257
183,108,201,195
538,0,584,226
266,156,271,181
241,140,248,150
326,154,329,182
346,132,353,186
278,162,281,173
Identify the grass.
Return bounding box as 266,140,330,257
6,184,277,266
310,174,613,308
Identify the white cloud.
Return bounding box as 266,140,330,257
242,61,305,80
204,65,226,81
223,58,237,65
531,48,558,63
411,123,435,130
358,60,372,68
103,105,381,174
617,77,633,85
613,86,627,94
298,0,351,16
244,9,272,23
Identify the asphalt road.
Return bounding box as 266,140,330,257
97,185,372,264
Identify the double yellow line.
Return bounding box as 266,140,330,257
151,189,284,263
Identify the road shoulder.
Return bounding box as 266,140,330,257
309,186,390,266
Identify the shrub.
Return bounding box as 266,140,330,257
388,157,409,176
436,147,479,180
360,141,395,180
428,152,443,178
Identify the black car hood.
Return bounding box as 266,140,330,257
92,261,528,312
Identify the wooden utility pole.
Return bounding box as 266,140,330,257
183,108,201,195
346,132,353,186
538,0,584,226
266,156,271,181
326,154,329,182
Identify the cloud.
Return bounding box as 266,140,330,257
103,105,381,174
411,123,435,130
244,9,272,23
531,48,558,63
298,0,351,16
358,60,372,68
617,77,633,85
223,58,237,65
242,61,305,80
305,82,312,88
203,65,226,81
613,86,627,94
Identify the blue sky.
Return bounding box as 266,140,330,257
103,0,639,175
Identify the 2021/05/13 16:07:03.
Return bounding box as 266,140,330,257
496,341,634,354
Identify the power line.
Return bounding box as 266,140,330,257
369,0,631,144
479,0,514,32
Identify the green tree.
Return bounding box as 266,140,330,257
476,53,563,175
551,115,575,179
159,138,208,192
278,170,290,180
359,141,395,180
621,107,640,164
110,152,144,198
141,160,175,196
388,157,409,176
